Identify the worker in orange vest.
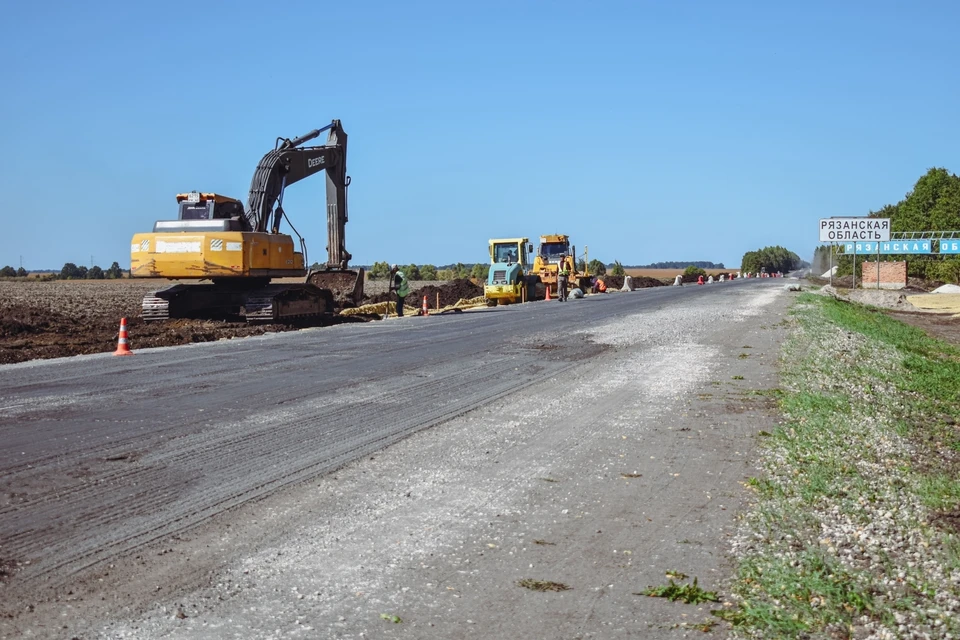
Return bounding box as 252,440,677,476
592,278,607,293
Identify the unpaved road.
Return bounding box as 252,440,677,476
0,281,790,639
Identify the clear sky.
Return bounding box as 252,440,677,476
1,0,957,271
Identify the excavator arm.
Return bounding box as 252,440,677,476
244,120,352,268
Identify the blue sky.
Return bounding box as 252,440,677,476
1,0,957,270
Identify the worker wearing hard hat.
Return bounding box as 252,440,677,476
389,264,410,317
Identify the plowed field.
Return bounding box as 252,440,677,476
0,278,483,365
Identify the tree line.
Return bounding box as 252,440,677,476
0,262,128,279
313,259,629,281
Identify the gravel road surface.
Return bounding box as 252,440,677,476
0,280,791,639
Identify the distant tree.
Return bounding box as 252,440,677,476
893,168,960,234
60,262,81,279
106,261,124,279
87,265,104,279
419,264,438,280
453,262,470,279
0,266,16,277
740,251,761,274
436,269,455,280
610,261,625,277
404,264,422,280
740,246,801,274
934,258,960,285
470,263,489,281
309,262,324,271
683,265,707,279
587,259,606,276
885,168,960,279
368,261,391,280
16,266,27,277
76,265,88,279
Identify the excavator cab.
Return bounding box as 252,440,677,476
176,193,244,221
148,192,247,233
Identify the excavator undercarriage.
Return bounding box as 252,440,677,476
141,281,338,323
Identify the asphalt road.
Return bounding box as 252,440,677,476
0,279,791,639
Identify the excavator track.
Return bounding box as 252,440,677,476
242,284,334,323
142,293,172,321
141,284,333,324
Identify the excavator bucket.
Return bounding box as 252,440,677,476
306,268,365,309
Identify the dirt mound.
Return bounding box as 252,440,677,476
413,279,484,307
593,275,666,290
364,279,484,309
599,275,624,290
633,275,668,288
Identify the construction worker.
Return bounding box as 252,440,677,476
592,278,607,294
389,264,409,316
557,255,570,302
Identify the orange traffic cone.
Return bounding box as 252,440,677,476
545,286,551,301
422,295,429,316
114,318,134,356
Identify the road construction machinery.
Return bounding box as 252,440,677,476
484,238,538,304
532,234,591,298
131,120,364,322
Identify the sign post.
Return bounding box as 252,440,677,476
820,218,890,289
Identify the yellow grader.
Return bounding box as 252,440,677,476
532,234,591,298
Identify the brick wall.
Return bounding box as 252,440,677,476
861,261,907,289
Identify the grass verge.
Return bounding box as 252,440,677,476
721,293,960,639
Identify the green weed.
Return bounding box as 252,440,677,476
636,576,719,604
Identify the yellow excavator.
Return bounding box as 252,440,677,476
131,120,363,322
